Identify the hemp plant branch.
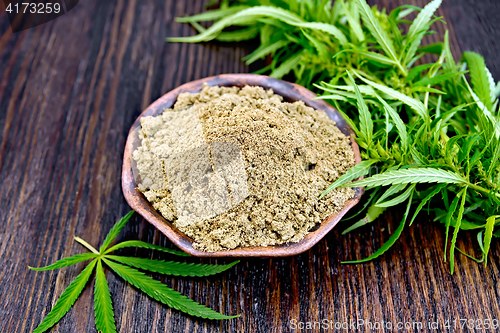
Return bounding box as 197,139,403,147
171,0,500,273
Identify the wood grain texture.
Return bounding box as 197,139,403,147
0,1,498,332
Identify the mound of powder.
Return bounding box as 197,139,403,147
132,84,355,252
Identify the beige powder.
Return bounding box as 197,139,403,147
132,84,355,252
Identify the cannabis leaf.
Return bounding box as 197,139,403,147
319,159,379,199
94,260,116,333
484,215,500,266
348,71,373,145
373,93,408,150
343,186,415,263
449,187,468,274
345,168,468,188
376,184,407,205
353,72,429,125
32,260,97,333
102,259,233,320
402,0,442,67
169,6,347,45
409,184,446,226
29,253,98,271
30,211,239,333
375,184,416,208
463,51,493,111
354,0,406,75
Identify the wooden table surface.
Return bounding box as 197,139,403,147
1,1,499,332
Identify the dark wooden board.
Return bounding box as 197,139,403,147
0,1,499,332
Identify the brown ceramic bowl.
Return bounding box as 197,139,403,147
122,74,363,257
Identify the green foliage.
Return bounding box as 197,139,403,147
375,184,416,207
32,260,97,333
94,260,116,333
28,253,98,271
346,168,468,188
171,0,500,272
463,51,493,111
402,0,442,67
409,184,446,225
103,259,238,320
99,210,135,252
449,187,468,274
105,255,239,277
376,184,407,205
347,71,373,145
30,211,239,332
353,0,406,74
342,204,386,234
484,216,500,266
319,159,379,198
104,240,191,257
343,187,415,263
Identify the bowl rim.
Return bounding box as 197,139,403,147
122,74,363,257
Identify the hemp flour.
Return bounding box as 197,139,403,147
132,84,355,252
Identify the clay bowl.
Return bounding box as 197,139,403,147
122,74,363,257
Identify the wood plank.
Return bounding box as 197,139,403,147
0,1,498,332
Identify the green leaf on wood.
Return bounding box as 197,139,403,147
105,255,239,278
346,168,468,188
169,6,347,45
450,186,468,274
342,205,386,234
33,260,97,333
343,186,415,263
104,240,191,257
29,253,98,271
103,259,239,320
483,215,499,266
100,211,135,253
94,259,116,333
444,191,462,260
31,211,237,333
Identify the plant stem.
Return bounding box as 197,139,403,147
467,183,500,199
74,237,100,254
397,62,408,77
456,247,484,263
